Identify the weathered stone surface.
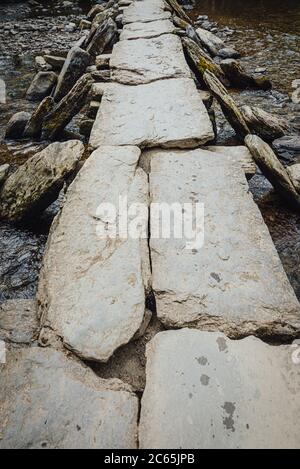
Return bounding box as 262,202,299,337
0,347,138,449
149,149,300,338
91,70,111,82
86,18,118,58
42,74,93,140
245,135,300,209
111,34,191,84
122,0,171,24
0,140,84,222
241,105,289,142
53,46,91,102
38,146,151,363
90,78,214,148
182,37,228,86
220,59,272,90
44,55,66,71
203,70,250,138
287,163,300,192
196,27,224,55
205,145,256,176
87,3,106,21
5,111,31,139
0,299,38,344
120,19,175,40
198,90,213,109
165,0,191,24
87,100,101,118
273,135,300,161
218,47,240,59
0,164,10,185
139,329,300,449
26,71,57,102
23,96,54,139
95,53,112,69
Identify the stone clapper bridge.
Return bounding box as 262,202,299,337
1,0,300,449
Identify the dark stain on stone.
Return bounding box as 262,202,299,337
189,393,193,399
200,374,210,386
210,272,221,282
222,401,236,432
217,336,228,353
196,356,208,365
246,423,249,430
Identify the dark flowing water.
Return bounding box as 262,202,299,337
0,0,299,302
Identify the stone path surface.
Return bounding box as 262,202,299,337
122,0,171,24
120,19,175,40
38,145,150,362
139,329,300,448
90,78,214,148
111,34,191,84
0,347,138,449
149,149,300,338
2,0,300,450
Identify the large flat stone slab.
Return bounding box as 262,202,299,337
149,149,300,338
90,78,214,149
111,34,191,84
139,329,300,449
0,347,138,449
205,145,256,176
38,146,151,362
120,19,175,40
122,0,171,24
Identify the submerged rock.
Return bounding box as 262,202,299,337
53,46,91,102
5,111,31,140
273,135,300,161
220,59,272,90
26,71,57,101
0,140,84,222
217,47,240,59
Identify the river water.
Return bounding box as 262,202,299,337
0,0,299,303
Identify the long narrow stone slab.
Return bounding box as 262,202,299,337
0,347,138,449
38,146,151,362
89,78,214,149
122,0,171,24
120,19,175,40
149,149,300,338
140,145,256,176
139,329,300,449
111,34,191,84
